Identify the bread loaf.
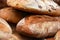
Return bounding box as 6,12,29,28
0,7,23,23
7,0,60,16
16,15,60,38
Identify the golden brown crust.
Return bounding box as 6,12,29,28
0,7,23,23
0,18,12,33
16,15,60,38
7,0,60,16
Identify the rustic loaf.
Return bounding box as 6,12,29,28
0,7,23,23
16,15,60,38
7,0,60,16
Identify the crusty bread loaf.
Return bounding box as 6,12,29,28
0,7,23,23
16,15,60,38
55,31,60,40
7,0,60,16
0,18,12,33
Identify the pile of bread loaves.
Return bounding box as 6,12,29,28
0,0,60,40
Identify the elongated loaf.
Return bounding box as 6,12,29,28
0,7,23,23
7,0,60,16
16,15,60,38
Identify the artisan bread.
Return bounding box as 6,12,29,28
16,15,60,38
0,7,23,23
7,0,60,16
0,18,12,33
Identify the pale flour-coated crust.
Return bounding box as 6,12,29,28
16,15,60,38
7,0,60,16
